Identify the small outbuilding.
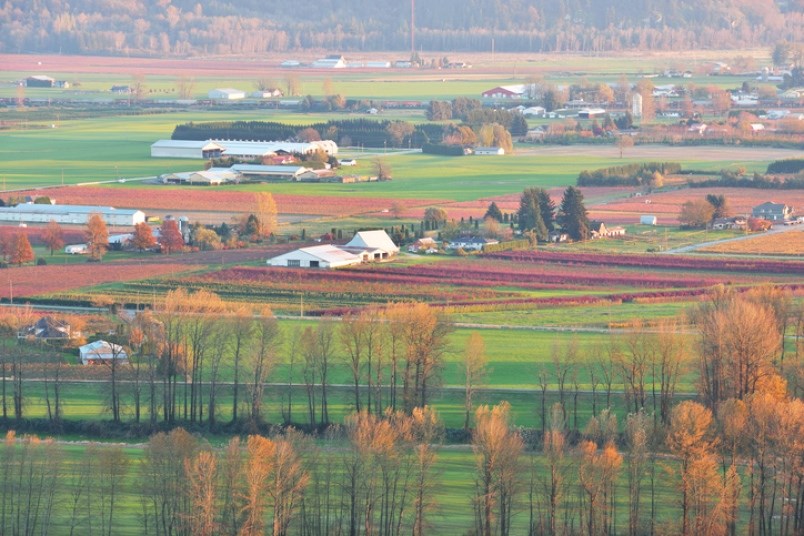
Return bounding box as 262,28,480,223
80,340,129,366
475,147,505,156
208,88,246,100
640,215,657,225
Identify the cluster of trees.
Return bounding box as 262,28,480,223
678,194,731,229
1,0,799,56
517,186,591,242
173,119,443,150
690,170,804,191
427,99,528,135
577,162,681,188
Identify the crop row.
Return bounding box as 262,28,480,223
485,251,804,275
12,186,445,217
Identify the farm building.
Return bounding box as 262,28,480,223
267,244,363,269
0,204,145,226
312,55,347,68
408,237,438,253
64,244,88,254
18,316,76,342
482,85,527,99
447,236,499,251
150,140,225,159
231,164,309,181
151,139,338,159
752,201,794,222
475,147,505,156
577,108,607,119
344,230,400,259
251,88,283,98
208,88,246,100
640,215,657,225
25,75,55,87
268,230,398,268
79,340,129,366
590,222,626,239
522,106,546,117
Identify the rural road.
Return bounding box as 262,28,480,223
662,223,803,254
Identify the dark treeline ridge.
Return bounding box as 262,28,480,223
0,0,800,56
767,158,804,174
690,170,804,190
173,119,444,148
577,162,682,186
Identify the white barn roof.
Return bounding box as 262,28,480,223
0,204,145,225
345,230,399,254
267,244,363,268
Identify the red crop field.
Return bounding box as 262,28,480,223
0,225,84,246
2,262,192,299
590,187,804,221
13,187,446,218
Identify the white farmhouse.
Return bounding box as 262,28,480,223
344,230,400,260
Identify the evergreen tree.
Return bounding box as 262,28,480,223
518,188,548,241
536,189,556,232
557,186,591,241
484,202,503,222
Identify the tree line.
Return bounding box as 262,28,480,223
1,0,800,56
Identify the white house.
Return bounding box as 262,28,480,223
267,244,363,269
344,230,399,260
475,147,505,156
522,106,546,117
80,340,129,365
208,88,246,100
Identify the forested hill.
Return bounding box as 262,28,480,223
1,0,801,56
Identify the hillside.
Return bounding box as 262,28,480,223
1,0,801,57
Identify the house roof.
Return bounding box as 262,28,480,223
753,201,788,210
231,164,308,176
151,140,225,151
345,230,399,253
24,316,71,338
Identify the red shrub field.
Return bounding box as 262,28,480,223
2,262,192,299
0,225,84,246
13,187,446,217
590,187,804,222
486,250,804,275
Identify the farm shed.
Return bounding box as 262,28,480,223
312,55,347,68
345,230,399,259
208,88,246,100
475,147,505,155
0,204,145,226
640,215,657,225
150,140,225,159
25,75,55,87
230,164,309,181
267,244,363,269
80,340,129,366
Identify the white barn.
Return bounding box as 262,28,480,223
0,204,145,226
344,230,399,260
208,88,246,100
80,340,129,365
267,244,363,269
150,140,225,159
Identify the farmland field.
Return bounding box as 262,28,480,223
698,228,804,255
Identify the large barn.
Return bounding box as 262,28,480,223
150,139,338,159
79,340,129,365
267,230,399,268
0,204,146,226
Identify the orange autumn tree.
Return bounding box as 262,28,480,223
85,213,109,261
9,232,34,265
41,219,64,256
